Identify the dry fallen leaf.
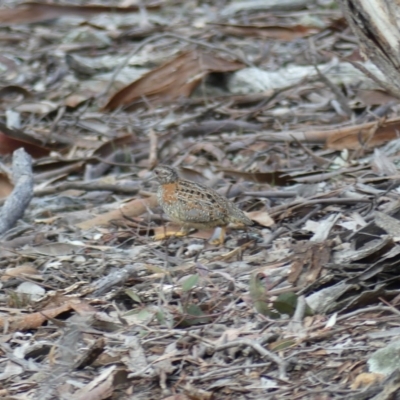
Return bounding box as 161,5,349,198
71,365,116,400
355,89,398,106
0,172,13,199
0,121,67,157
246,210,274,227
326,117,400,150
76,195,158,230
0,303,72,332
351,372,385,389
215,23,318,40
1,265,42,281
105,50,244,110
222,169,291,185
0,1,162,26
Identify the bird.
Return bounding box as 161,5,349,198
153,165,253,244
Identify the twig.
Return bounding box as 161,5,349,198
91,264,145,297
270,197,372,218
244,191,297,198
34,181,140,197
305,305,400,333
148,129,158,169
214,339,288,380
0,148,33,236
345,58,400,100
190,362,272,382
307,37,352,116
378,297,400,317
180,120,262,137
287,295,306,334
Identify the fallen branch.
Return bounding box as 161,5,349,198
0,148,33,236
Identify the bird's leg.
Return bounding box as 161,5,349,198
153,225,191,241
220,226,226,244
176,226,191,237
209,226,226,246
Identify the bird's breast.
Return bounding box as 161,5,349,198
159,183,177,206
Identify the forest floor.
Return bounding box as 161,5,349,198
1,1,400,399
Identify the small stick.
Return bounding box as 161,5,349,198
215,339,288,380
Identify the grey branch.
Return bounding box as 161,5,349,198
0,148,33,236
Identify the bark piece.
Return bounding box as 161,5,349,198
341,0,400,98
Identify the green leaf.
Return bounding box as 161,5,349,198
249,272,268,302
305,304,314,316
125,289,142,303
123,308,152,321
185,304,204,317
181,274,199,291
254,300,280,318
270,339,297,351
177,304,212,327
156,309,166,325
273,292,298,316
136,308,152,321
249,272,280,317
124,309,138,316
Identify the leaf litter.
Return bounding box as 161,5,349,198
1,0,400,399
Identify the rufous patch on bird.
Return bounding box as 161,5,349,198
161,183,178,204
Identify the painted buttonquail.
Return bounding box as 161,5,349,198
154,165,253,243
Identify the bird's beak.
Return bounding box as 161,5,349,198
143,171,158,182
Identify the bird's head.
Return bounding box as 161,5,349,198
153,165,179,184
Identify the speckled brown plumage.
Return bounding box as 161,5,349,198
154,165,253,243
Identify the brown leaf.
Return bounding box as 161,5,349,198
76,195,158,230
259,118,400,147
0,303,72,332
222,169,291,185
1,265,42,281
0,122,67,157
0,172,13,199
104,50,244,111
0,85,32,100
327,17,348,32
326,117,400,150
0,122,50,158
355,89,399,106
288,242,330,286
216,23,318,40
0,1,162,26
351,372,385,389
